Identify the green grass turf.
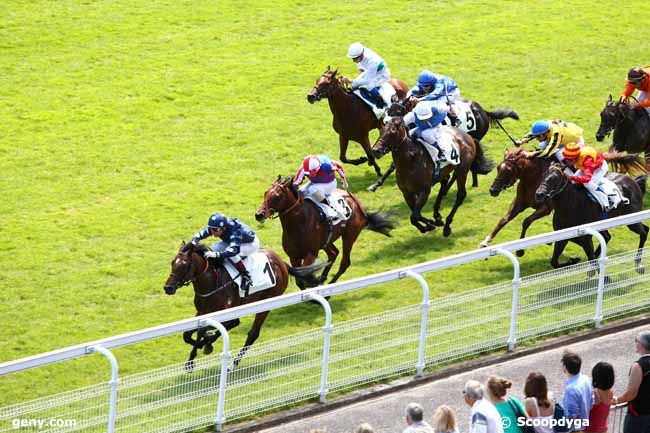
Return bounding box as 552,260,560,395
0,0,648,406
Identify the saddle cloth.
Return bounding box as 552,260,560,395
223,252,276,298
440,99,477,133
417,127,461,172
353,82,396,119
584,177,627,210
305,190,353,226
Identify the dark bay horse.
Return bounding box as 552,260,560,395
596,95,650,166
307,67,409,178
481,149,553,254
535,163,648,270
255,176,394,285
164,242,322,370
368,96,519,191
372,117,493,235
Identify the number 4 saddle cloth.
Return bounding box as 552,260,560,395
417,127,461,171
223,254,276,298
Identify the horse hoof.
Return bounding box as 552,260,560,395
434,219,444,227
443,226,452,237
203,344,213,355
367,184,378,192
604,275,613,285
184,360,195,372
636,265,645,275
515,249,525,257
569,257,581,265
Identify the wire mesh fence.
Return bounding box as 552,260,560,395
1,246,649,433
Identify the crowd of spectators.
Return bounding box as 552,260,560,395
308,330,650,433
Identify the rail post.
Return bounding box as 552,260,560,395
402,270,430,377
86,345,119,433
201,319,231,432
580,228,607,328
492,248,520,351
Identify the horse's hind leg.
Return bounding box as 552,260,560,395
339,135,367,165
515,204,553,256
232,312,269,369
328,224,362,284
406,191,435,232
471,169,478,188
550,239,578,268
320,243,339,283
443,171,468,237
368,162,395,192
628,222,648,274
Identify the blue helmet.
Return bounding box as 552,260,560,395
530,120,550,136
207,212,227,229
417,70,436,87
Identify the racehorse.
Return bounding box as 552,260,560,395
535,162,648,270
164,242,323,370
596,95,650,167
255,176,394,285
367,95,519,191
307,67,409,178
372,116,493,235
480,149,553,254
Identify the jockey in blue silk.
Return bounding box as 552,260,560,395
403,100,452,175
344,42,392,109
407,70,460,124
191,213,259,291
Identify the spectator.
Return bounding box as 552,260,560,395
463,379,505,433
561,351,593,431
523,372,555,433
614,330,650,433
403,402,434,433
354,423,375,433
585,362,615,433
487,375,527,433
432,405,459,433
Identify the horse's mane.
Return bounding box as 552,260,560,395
504,148,526,160
181,242,210,255
603,151,648,176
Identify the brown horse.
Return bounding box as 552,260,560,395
307,67,409,177
255,176,394,285
480,149,553,254
372,117,493,235
164,241,322,370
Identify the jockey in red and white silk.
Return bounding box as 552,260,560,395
294,155,349,199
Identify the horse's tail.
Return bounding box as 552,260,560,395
485,108,520,125
604,152,649,176
287,261,329,288
635,175,647,195
471,141,495,175
366,211,395,237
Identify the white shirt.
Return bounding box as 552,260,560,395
352,47,391,89
403,420,434,433
470,399,505,433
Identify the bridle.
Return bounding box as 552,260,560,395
493,157,521,191
262,181,304,219
543,165,569,199
168,251,210,289
375,122,408,156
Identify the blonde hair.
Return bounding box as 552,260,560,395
433,405,457,433
354,423,375,433
487,375,513,399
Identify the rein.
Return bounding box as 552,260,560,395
171,252,233,298
545,165,569,198
279,185,303,217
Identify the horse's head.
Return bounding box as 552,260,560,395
387,96,417,117
596,95,622,143
535,163,568,204
164,241,203,295
372,116,406,159
255,175,300,222
490,149,525,197
307,66,341,104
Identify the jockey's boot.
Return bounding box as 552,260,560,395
448,113,460,127
234,260,252,294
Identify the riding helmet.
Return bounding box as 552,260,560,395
207,213,227,229
347,42,364,59
417,70,436,87
627,67,646,84
562,142,581,160
530,120,550,136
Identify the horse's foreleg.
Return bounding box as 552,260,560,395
628,223,648,274
368,162,395,192
514,204,553,256
443,171,468,237
339,135,367,165
432,176,451,227
320,244,339,284
231,312,270,369
184,328,206,372
480,198,527,249
203,318,240,357
471,170,479,188
360,137,382,177
406,191,435,233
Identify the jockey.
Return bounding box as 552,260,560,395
403,100,452,175
620,66,650,109
562,143,626,211
407,70,460,125
191,212,259,291
293,154,349,220
516,120,584,161
344,42,392,109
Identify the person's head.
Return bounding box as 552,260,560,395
636,330,650,354
561,350,582,376
414,101,433,122
486,375,512,401
561,142,581,165
524,372,551,408
530,120,551,142
405,402,424,425
302,154,322,177
433,405,457,433
463,380,484,406
627,67,647,88
591,361,615,391
354,423,375,433
347,42,365,63
417,70,437,93
207,212,227,237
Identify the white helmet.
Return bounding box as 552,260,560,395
347,42,364,58
414,102,433,120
